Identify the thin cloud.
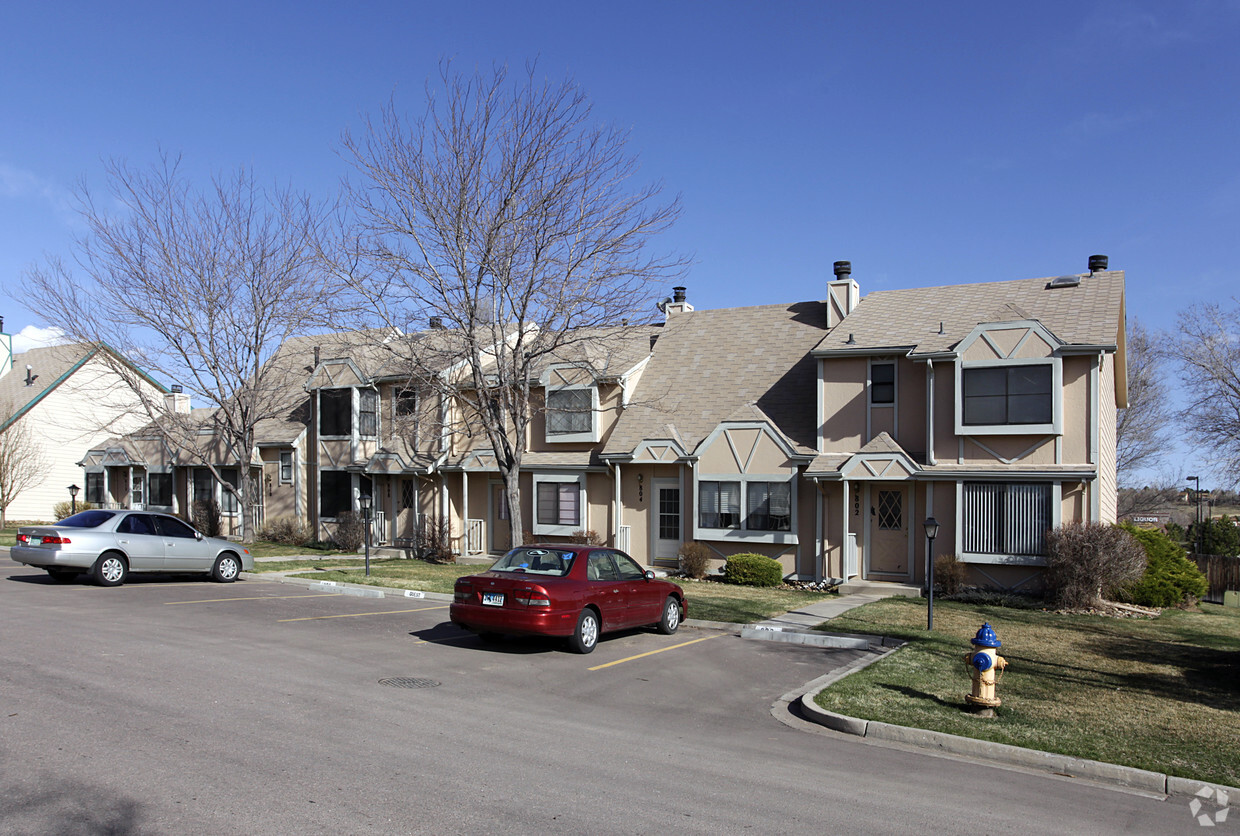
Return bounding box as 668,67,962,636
11,325,72,354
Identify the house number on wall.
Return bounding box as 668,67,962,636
853,485,860,517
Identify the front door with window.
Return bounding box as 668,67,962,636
396,478,420,544
651,479,681,566
869,484,911,578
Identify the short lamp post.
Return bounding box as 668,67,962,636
923,516,940,631
359,493,372,577
68,484,80,516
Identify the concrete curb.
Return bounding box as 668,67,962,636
242,571,454,602
796,650,1240,800
740,624,876,649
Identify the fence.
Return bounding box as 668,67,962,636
1191,553,1240,604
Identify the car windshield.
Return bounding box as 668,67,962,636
490,547,574,577
53,510,118,528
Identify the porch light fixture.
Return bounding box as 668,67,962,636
923,516,939,631
359,493,373,576
68,484,80,516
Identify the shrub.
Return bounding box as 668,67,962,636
570,529,604,545
53,500,96,520
259,515,312,546
418,518,456,563
192,498,222,538
1190,515,1240,557
333,511,365,552
678,542,712,579
934,553,968,596
723,553,783,588
1044,522,1147,609
1119,524,1209,607
1164,521,1187,546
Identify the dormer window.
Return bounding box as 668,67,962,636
320,389,351,437
544,384,599,443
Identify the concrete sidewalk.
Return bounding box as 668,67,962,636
739,582,920,649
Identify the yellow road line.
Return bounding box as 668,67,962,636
165,594,330,605
588,633,722,670
278,604,448,623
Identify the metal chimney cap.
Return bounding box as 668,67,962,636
833,261,852,278
672,286,687,303
1088,254,1108,273
171,384,183,394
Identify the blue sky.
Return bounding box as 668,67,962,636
2,1,1237,478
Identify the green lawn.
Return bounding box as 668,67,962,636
815,597,1240,787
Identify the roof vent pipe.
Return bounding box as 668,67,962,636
672,286,687,304
314,345,320,366
429,316,444,329
1088,254,1108,273
833,261,851,279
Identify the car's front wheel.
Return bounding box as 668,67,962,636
93,552,128,587
212,553,241,583
656,596,681,634
569,608,600,654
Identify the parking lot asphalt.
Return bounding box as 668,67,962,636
1,554,1208,835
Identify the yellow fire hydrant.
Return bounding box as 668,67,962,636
964,623,1008,713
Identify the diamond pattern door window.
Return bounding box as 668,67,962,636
877,490,903,531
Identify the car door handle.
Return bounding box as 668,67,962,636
118,539,129,544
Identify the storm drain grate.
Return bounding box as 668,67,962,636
379,677,441,689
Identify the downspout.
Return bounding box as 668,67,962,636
462,468,470,556
612,464,622,549
814,480,823,583
926,360,937,466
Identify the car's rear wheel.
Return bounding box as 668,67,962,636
570,608,600,654
656,596,681,634
212,553,241,583
93,552,128,587
46,569,79,583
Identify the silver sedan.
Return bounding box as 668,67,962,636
11,509,253,587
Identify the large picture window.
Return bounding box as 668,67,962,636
320,389,352,436
963,482,1052,557
320,470,351,519
962,365,1052,426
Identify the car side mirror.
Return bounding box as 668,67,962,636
195,532,204,541
645,570,655,580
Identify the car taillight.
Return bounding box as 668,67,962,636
514,589,551,607
16,534,29,544
41,536,71,545
454,584,472,602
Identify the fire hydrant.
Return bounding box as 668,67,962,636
964,623,1008,714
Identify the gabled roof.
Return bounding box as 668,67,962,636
813,270,1124,357
0,342,167,432
603,301,828,457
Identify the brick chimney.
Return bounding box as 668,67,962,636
661,286,694,319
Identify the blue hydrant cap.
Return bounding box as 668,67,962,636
972,652,994,672
971,623,1001,648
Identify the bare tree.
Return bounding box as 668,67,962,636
1116,318,1174,484
1172,299,1240,487
336,63,684,547
23,155,334,541
0,404,47,528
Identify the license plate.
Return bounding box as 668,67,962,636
482,592,505,607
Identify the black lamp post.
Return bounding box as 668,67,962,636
68,484,80,516
923,516,940,631
359,493,372,577
1188,475,1201,555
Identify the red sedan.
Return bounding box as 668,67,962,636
450,545,687,653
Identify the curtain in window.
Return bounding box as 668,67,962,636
963,482,1051,556
699,481,741,528
746,482,792,531
537,482,580,526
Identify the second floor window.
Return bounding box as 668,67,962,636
279,451,293,484
962,364,1053,426
320,389,352,436
546,388,592,435
870,363,895,405
360,389,378,437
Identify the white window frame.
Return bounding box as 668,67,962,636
957,480,1060,565
532,472,586,536
544,384,599,443
279,450,294,484
693,473,799,545
954,358,1062,436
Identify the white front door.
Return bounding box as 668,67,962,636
652,478,682,565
